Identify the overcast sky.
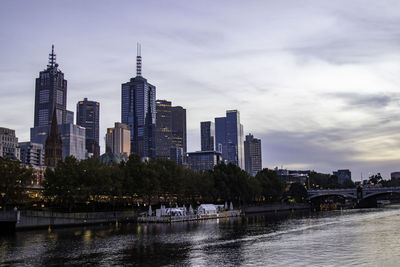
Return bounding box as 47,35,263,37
1,0,400,180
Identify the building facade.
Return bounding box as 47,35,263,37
171,105,187,156
77,98,100,158
121,44,156,159
244,133,262,176
155,100,172,159
333,169,352,184
58,124,86,161
201,121,215,152
0,127,19,160
215,110,244,168
105,122,131,158
19,142,44,167
33,45,67,128
187,151,222,172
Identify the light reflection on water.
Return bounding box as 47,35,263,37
1,208,400,266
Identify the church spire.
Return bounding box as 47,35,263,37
136,43,142,77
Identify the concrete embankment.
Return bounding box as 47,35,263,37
15,210,136,230
242,203,310,214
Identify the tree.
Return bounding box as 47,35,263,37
0,157,33,208
287,182,308,203
255,168,285,202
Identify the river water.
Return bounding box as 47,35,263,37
1,207,400,266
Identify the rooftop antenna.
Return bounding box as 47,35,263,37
48,44,57,69
136,43,142,77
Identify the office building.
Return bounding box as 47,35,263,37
105,122,130,158
33,45,67,128
121,44,156,159
215,110,244,168
171,105,187,155
155,100,172,159
155,100,186,163
59,123,86,160
170,147,184,165
201,121,215,151
244,134,262,176
333,169,352,184
66,110,74,124
77,98,100,158
187,151,222,172
0,127,19,160
19,142,44,167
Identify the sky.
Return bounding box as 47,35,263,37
1,0,400,180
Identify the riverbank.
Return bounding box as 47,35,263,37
3,203,311,231
14,210,136,230
242,203,311,214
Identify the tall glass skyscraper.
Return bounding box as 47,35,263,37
77,98,100,158
215,110,244,169
34,45,67,127
121,44,156,159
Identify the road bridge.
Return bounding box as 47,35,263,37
308,186,400,200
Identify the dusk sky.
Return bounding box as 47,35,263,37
1,1,400,180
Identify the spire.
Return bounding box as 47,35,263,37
50,108,59,136
47,44,57,69
136,43,142,77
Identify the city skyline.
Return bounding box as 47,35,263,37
1,1,400,179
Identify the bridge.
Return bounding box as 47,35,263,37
308,186,400,200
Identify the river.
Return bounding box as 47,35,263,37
1,207,400,266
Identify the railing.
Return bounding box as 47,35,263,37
0,211,18,221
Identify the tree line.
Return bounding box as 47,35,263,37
1,155,365,211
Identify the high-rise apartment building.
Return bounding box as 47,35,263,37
19,142,44,167
215,110,244,168
121,44,156,159
33,45,67,128
77,98,100,158
244,133,262,176
105,122,130,158
201,121,215,151
0,127,19,160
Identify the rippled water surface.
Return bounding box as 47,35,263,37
1,208,400,266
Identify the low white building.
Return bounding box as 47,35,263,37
197,204,217,215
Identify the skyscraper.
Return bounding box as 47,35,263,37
215,110,244,168
201,121,215,151
155,100,172,159
244,133,262,177
155,100,186,163
34,45,67,128
121,44,156,159
77,98,100,158
171,106,187,156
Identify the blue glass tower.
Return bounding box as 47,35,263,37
121,44,156,159
215,110,244,168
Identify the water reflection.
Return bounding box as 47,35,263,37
1,209,400,266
